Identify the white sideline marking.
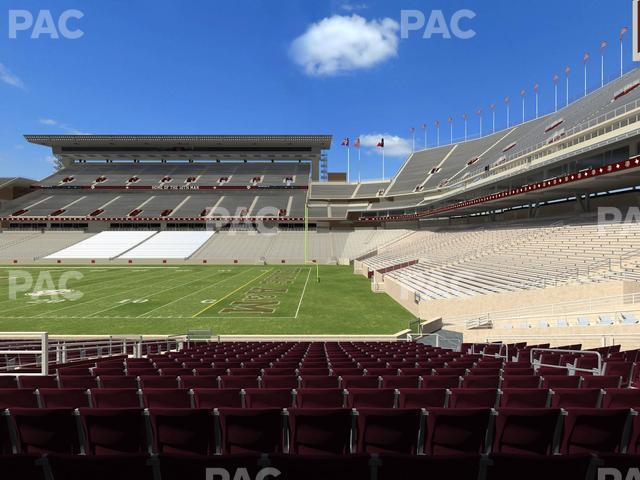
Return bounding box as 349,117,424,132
294,268,312,319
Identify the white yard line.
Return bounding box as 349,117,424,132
135,267,256,317
294,267,312,318
85,267,235,318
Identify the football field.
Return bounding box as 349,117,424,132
0,265,411,335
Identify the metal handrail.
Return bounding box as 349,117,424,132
529,347,602,374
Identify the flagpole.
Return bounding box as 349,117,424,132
347,147,350,182
358,146,361,183
382,148,385,180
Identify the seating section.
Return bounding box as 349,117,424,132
0,340,639,479
119,231,215,259
45,231,157,259
362,220,640,303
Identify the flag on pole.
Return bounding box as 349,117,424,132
534,83,539,93
409,127,415,133
376,138,384,148
421,124,427,129
583,52,590,64
621,27,629,41
565,66,571,76
341,137,350,146
600,40,608,51
354,138,360,148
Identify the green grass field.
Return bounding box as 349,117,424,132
0,265,412,335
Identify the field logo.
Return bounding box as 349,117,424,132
598,467,640,480
8,9,84,39
8,270,83,301
400,9,476,39
206,467,280,480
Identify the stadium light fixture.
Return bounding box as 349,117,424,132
564,66,571,106
489,104,496,133
582,52,590,96
620,26,629,77
600,40,608,87
504,96,510,128
553,74,559,112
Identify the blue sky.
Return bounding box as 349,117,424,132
0,0,635,181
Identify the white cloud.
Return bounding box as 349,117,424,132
340,3,368,12
359,134,412,157
0,63,25,90
290,14,399,76
38,117,89,135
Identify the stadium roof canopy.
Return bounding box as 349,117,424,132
24,134,332,165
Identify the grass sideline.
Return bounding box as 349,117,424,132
0,265,411,335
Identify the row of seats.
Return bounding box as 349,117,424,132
5,373,626,391
4,386,640,410
3,451,630,480
2,406,640,457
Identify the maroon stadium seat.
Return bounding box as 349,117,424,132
97,375,138,389
18,376,58,389
541,375,581,389
380,375,419,389
550,388,602,408
580,375,622,389
38,388,90,408
89,388,141,408
0,389,38,409
449,388,498,408
243,388,294,408
560,408,630,454
218,375,260,389
288,408,352,455
300,376,340,388
339,375,379,389
192,388,242,408
500,375,540,389
499,388,549,408
142,388,191,408
346,388,396,408
10,408,81,454
58,375,98,389
421,375,461,389
79,408,147,455
260,375,299,389
295,388,345,408
424,408,491,455
492,408,561,455
138,375,179,389
148,408,215,455
218,408,284,454
602,388,640,408
397,388,447,408
355,408,422,454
